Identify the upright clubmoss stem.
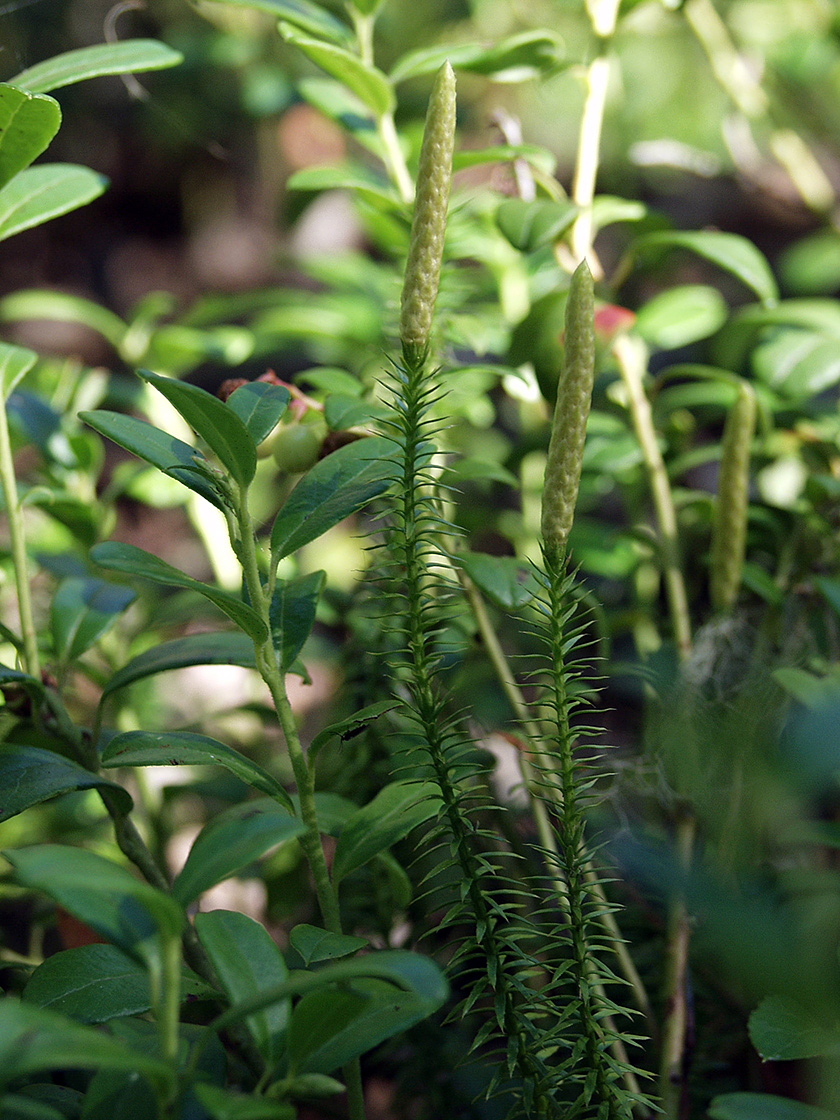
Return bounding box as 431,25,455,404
710,381,756,614
0,395,40,678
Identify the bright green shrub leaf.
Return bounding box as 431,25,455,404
4,845,183,960
172,799,306,905
458,552,539,609
332,781,441,883
0,85,61,190
193,1084,295,1120
0,665,44,704
226,381,290,446
590,195,647,234
0,340,37,398
287,162,399,205
0,289,126,347
749,996,840,1061
297,78,382,156
634,284,728,350
323,394,390,430
452,143,556,175
295,366,363,396
212,950,447,1034
279,23,393,115
99,631,257,704
0,164,107,241
0,744,132,822
0,1000,171,1085
2,1087,82,1120
752,331,840,398
9,41,182,94
288,924,368,966
270,436,394,559
391,30,565,83
23,944,213,1023
288,978,438,1074
708,1093,840,1120
269,570,324,670
90,541,267,643
496,198,577,252
636,230,778,304
50,577,135,663
194,910,289,1063
207,0,352,44
102,730,293,811
308,700,399,762
80,409,225,509
138,369,256,488
779,229,840,296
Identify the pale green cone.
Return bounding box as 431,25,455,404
541,260,596,562
399,61,456,365
710,380,756,613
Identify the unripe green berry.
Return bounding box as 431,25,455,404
271,423,323,473
710,381,756,613
399,61,456,366
540,261,596,563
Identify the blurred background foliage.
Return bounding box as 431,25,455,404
3,0,840,1114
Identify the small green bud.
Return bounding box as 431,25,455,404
709,381,756,613
540,261,596,562
399,61,456,366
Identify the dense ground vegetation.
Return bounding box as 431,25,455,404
2,0,840,1117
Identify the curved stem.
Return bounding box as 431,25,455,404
0,394,40,678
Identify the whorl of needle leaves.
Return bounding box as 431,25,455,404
399,61,456,365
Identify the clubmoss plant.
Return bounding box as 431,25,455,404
710,380,757,613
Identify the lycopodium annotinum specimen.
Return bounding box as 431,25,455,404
380,65,649,1116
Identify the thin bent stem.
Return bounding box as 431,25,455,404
613,335,692,660
611,338,695,1116
0,394,40,678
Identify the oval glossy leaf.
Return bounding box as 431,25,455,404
635,230,778,304
0,84,61,190
0,290,127,348
0,340,37,398
102,730,293,812
192,1084,295,1120
391,30,564,83
754,332,840,399
80,409,224,509
749,996,840,1062
286,163,398,206
0,1000,171,1084
289,979,437,1074
452,143,556,176
50,577,135,663
138,369,256,488
9,41,183,94
635,284,728,350
0,744,132,822
590,195,647,234
297,78,382,156
288,924,367,966
269,570,324,671
308,699,399,762
99,631,257,705
5,845,183,958
332,781,441,884
496,198,577,252
2,1088,81,1120
23,944,213,1023
207,0,352,44
322,393,390,431
0,164,107,242
194,910,289,1063
172,799,306,906
708,1094,840,1120
226,381,290,446
211,949,447,1035
458,552,539,609
279,23,393,115
90,541,267,643
270,436,395,560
